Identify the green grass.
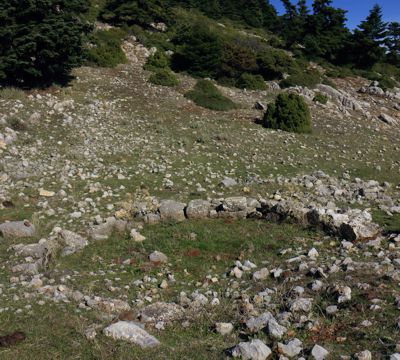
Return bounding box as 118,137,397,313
373,209,400,233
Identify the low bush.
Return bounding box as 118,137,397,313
236,73,267,90
144,51,171,71
149,69,179,87
263,93,312,133
257,49,294,80
85,29,127,67
313,92,328,104
185,80,237,111
280,69,321,89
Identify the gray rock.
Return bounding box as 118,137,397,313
390,354,400,360
354,350,372,360
220,177,237,188
103,321,160,348
159,200,186,222
0,220,36,239
255,102,267,111
277,338,303,358
246,312,274,333
149,251,168,264
232,339,272,360
311,345,329,360
379,113,398,126
139,302,184,324
289,298,313,312
267,318,287,339
186,199,210,219
58,229,88,256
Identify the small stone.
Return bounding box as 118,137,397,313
232,339,272,360
277,338,303,357
215,322,234,336
130,229,146,242
311,344,329,360
149,251,168,264
354,350,372,360
39,189,55,197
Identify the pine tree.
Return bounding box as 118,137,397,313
302,0,349,63
350,4,387,68
280,0,309,47
0,0,90,87
386,22,400,65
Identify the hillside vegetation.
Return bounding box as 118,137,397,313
0,1,400,360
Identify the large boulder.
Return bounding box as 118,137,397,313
0,220,36,239
186,199,210,219
159,200,186,222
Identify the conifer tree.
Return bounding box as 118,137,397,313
0,0,90,87
351,4,387,68
386,22,400,65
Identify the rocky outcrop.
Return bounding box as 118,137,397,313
0,220,36,239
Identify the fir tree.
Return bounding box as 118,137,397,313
386,22,400,65
351,4,387,68
0,0,90,87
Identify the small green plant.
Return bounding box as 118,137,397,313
85,29,127,68
185,80,237,111
144,51,171,71
280,69,321,89
235,73,267,90
149,69,179,87
263,93,312,133
8,117,28,131
313,92,328,104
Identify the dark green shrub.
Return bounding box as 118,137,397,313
263,93,312,133
171,22,223,78
0,0,90,87
280,69,321,89
220,41,258,79
144,51,170,71
236,73,267,90
325,66,355,78
257,49,294,80
8,117,28,131
313,92,328,104
101,0,166,27
149,69,179,87
185,80,237,111
85,29,127,68
378,76,397,90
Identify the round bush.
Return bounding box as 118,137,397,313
313,92,328,104
236,73,267,90
149,69,179,87
185,80,237,111
263,93,312,133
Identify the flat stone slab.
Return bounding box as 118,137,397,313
103,321,160,348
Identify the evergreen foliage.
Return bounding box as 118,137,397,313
349,5,387,68
0,0,90,87
235,73,267,90
149,68,179,87
85,28,127,67
185,80,237,111
171,21,223,78
263,93,312,133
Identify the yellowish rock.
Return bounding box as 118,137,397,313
39,189,55,197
